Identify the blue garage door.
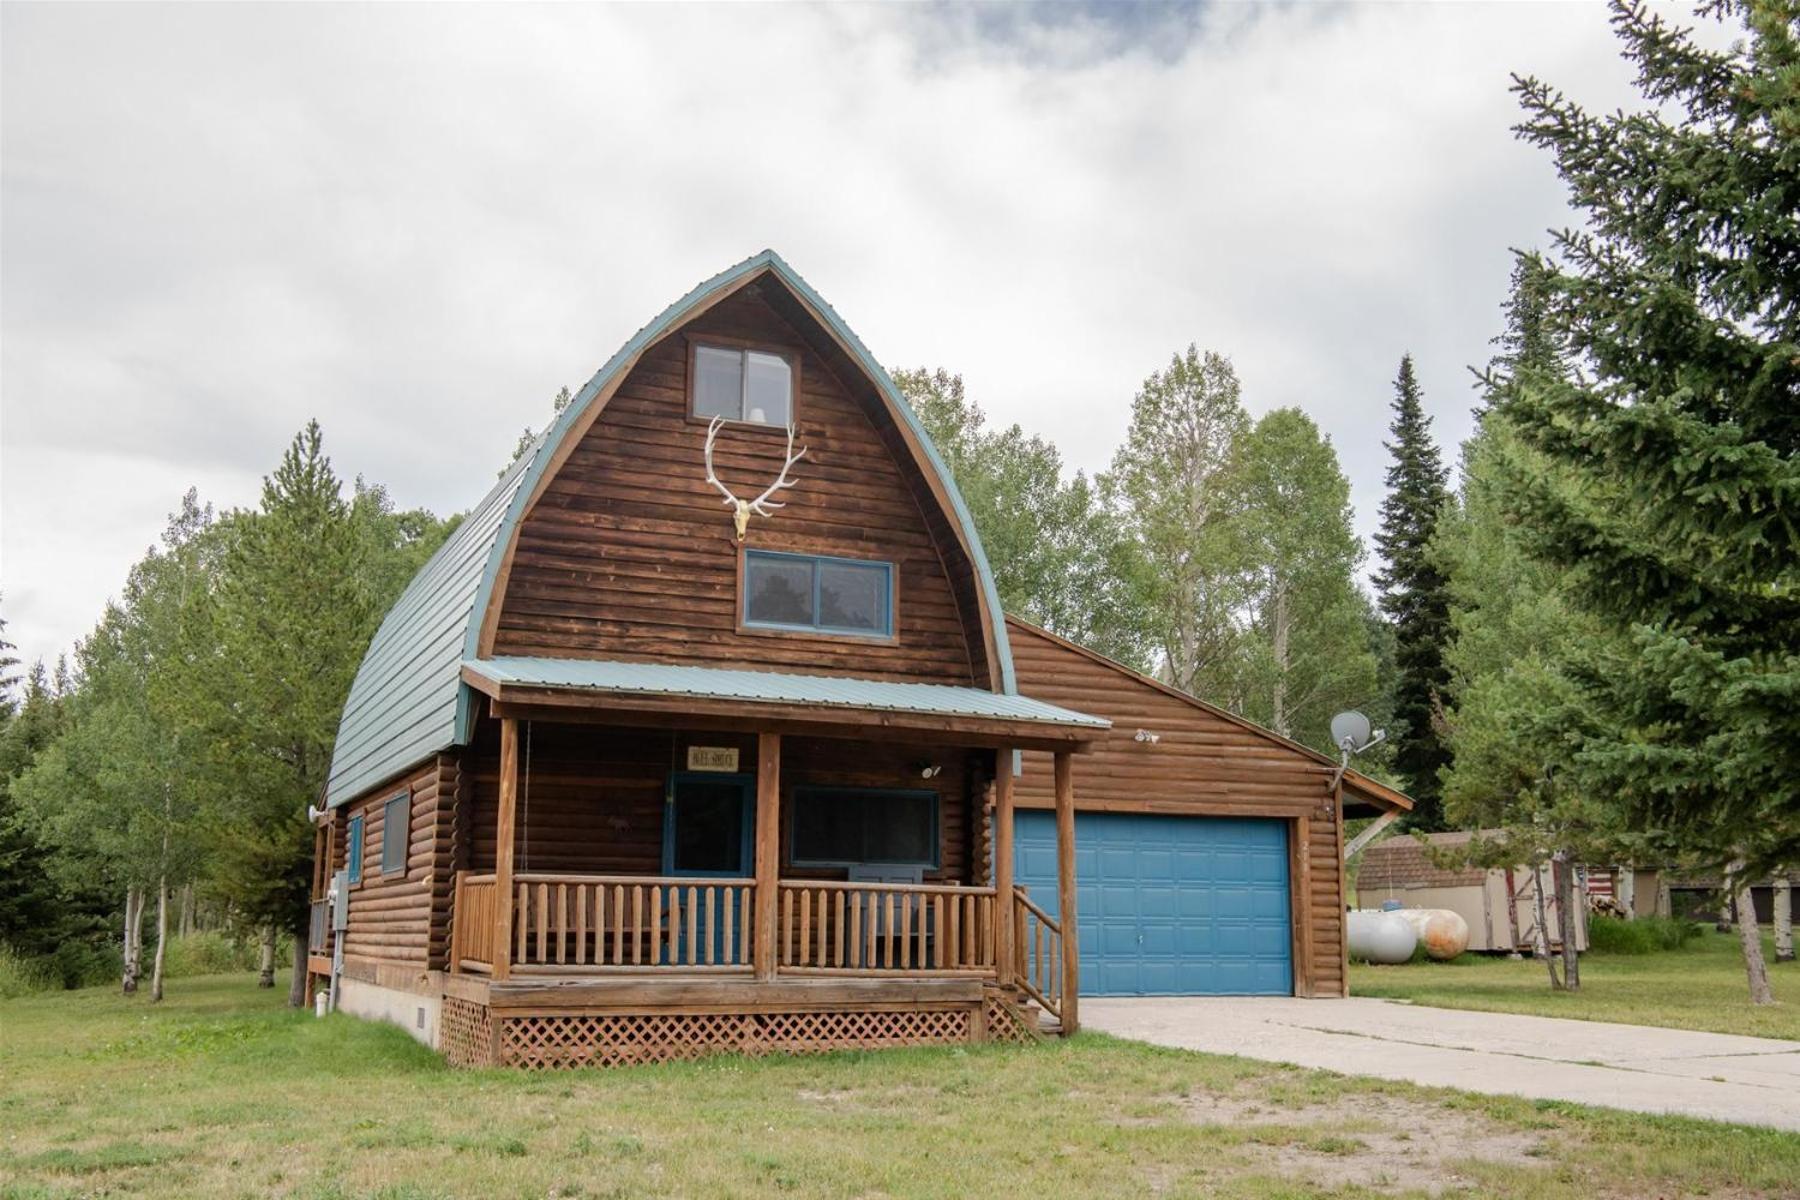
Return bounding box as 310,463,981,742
1014,812,1292,996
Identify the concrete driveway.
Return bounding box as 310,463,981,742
1083,996,1800,1131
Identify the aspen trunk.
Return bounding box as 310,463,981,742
1530,865,1562,990
179,884,195,938
1270,587,1291,740
1554,851,1581,992
288,934,307,1008
1775,874,1794,965
150,875,169,1003
1731,861,1776,1006
258,925,277,988
121,888,142,995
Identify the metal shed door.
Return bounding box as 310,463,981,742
1013,812,1293,996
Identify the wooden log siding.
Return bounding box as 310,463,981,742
1006,618,1355,999
336,761,446,974
461,723,975,887
491,287,987,686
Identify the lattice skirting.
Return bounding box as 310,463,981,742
983,992,1042,1044
434,1006,975,1070
440,996,496,1068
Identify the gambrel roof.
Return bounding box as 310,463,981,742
325,250,1020,807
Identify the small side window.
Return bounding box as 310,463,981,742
346,815,364,885
382,793,409,876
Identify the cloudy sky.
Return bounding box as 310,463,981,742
2,2,1676,670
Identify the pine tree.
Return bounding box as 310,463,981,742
1373,355,1452,828
1500,1,1800,1001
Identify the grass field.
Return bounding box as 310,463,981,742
1350,929,1800,1042
4,974,1800,1198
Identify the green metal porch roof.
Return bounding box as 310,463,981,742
463,657,1109,729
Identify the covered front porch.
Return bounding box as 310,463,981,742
429,659,1101,1067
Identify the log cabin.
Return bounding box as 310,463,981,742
308,250,1409,1069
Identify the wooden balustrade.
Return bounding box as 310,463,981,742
451,873,499,973
1011,888,1064,1021
776,880,998,975
508,873,756,973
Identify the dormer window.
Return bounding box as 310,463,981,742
692,343,795,426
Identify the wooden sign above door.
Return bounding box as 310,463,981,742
686,746,740,773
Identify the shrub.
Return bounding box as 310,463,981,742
0,946,54,999
1587,914,1702,955
163,931,260,978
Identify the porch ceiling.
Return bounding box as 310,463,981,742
461,656,1107,749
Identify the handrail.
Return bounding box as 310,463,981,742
1011,886,1063,1021
777,880,997,975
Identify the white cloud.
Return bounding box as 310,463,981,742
0,1,1681,668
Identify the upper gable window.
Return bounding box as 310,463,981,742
692,344,794,427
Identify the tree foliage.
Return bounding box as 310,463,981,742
1232,408,1379,749
894,367,1155,668
1373,355,1454,828
1103,347,1252,694
1496,0,1800,878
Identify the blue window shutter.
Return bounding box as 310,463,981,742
347,815,364,884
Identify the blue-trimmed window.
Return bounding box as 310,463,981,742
743,550,893,638
790,788,939,869
346,815,364,885
381,792,410,876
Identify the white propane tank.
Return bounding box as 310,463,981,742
1393,908,1470,961
1347,910,1418,964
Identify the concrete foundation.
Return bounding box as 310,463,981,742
337,976,441,1048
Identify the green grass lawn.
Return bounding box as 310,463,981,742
1350,929,1800,1042
4,973,1800,1198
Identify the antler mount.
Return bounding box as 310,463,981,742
703,415,809,542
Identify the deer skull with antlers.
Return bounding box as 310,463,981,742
703,415,808,541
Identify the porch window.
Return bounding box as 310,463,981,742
381,792,409,876
743,550,893,638
692,343,794,426
347,815,364,885
790,788,939,869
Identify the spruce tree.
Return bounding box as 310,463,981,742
1373,355,1452,828
1500,1,1799,1000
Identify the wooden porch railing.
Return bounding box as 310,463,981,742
507,873,757,972
776,881,997,975
450,873,498,972
1011,888,1064,1022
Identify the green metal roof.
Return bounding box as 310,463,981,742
325,250,1020,807
464,657,1108,729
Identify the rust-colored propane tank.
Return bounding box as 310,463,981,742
1393,908,1470,960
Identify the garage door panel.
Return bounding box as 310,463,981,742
1014,812,1292,997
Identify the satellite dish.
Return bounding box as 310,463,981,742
1330,710,1373,751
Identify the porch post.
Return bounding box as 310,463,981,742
753,731,781,980
492,716,518,981
993,749,1015,987
1054,750,1079,1034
